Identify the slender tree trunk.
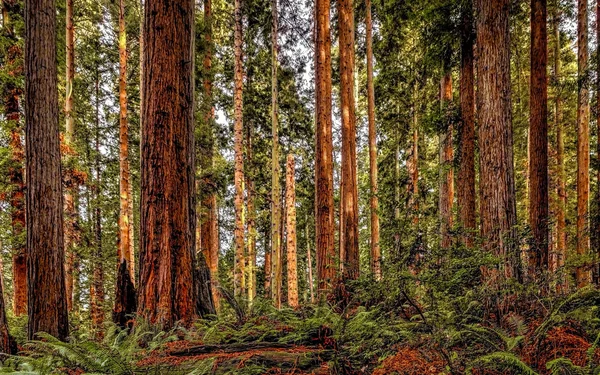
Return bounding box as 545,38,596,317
528,0,549,279
365,0,380,281
475,0,520,281
0,238,14,354
138,0,197,329
286,155,298,307
576,0,590,288
338,0,359,281
439,71,454,250
246,125,257,303
113,0,136,327
458,0,476,248
233,0,246,299
25,0,69,340
200,0,219,310
407,105,418,226
306,214,315,303
270,0,282,308
264,226,272,298
596,1,600,286
64,0,76,312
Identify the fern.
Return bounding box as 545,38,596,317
546,357,587,375
466,352,539,375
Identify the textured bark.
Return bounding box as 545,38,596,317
113,0,136,326
246,125,257,303
439,72,454,250
25,0,69,340
264,226,272,298
315,0,335,297
64,0,76,312
338,0,359,281
138,0,197,329
271,0,282,308
365,0,380,281
457,0,476,248
233,0,246,298
306,215,315,304
0,244,14,354
475,0,520,281
528,0,549,278
200,0,219,310
286,155,298,308
195,252,216,317
576,0,590,288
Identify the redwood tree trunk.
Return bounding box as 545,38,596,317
365,0,380,281
306,214,315,303
475,0,520,281
233,0,246,298
138,0,197,329
315,0,335,297
576,0,590,288
528,0,549,279
246,125,257,303
439,71,454,250
286,155,298,308
338,0,359,281
457,0,476,248
25,0,69,340
113,0,136,327
91,94,104,338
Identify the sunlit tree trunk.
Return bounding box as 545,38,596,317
113,0,136,327
264,226,272,298
365,0,380,281
138,0,197,329
439,71,454,250
528,0,549,279
233,0,246,298
25,0,69,340
286,155,298,307
246,125,257,303
338,0,359,281
475,0,520,281
576,0,590,288
457,0,476,248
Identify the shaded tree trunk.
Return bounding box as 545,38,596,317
528,0,549,279
475,0,520,281
138,0,197,329
457,0,476,248
576,0,590,288
286,155,298,308
306,214,315,304
233,0,246,298
338,0,359,281
25,0,69,340
264,225,272,298
439,71,454,250
113,0,136,327
365,0,380,281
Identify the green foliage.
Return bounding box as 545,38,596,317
466,352,539,375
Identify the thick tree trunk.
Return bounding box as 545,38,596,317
25,0,69,341
439,72,454,250
113,0,136,327
271,0,282,308
200,0,219,310
3,2,26,315
286,155,298,308
457,0,476,248
576,0,590,288
338,0,359,281
528,0,549,279
233,0,246,299
138,0,197,329
365,0,380,281
475,0,520,281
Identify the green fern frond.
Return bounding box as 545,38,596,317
466,352,538,375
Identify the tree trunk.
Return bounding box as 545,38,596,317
264,225,272,298
475,0,520,281
233,0,246,299
138,0,197,329
306,214,315,303
270,0,282,308
286,155,298,308
576,0,590,288
596,1,600,286
457,0,476,248
113,0,136,327
528,0,549,279
25,0,69,341
439,71,454,250
338,0,359,281
365,0,380,281
200,0,219,310
91,87,104,338
247,125,257,303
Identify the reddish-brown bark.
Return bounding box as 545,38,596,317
286,155,298,308
315,0,335,296
138,0,198,329
25,0,69,340
439,72,454,250
529,0,549,278
475,0,520,281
